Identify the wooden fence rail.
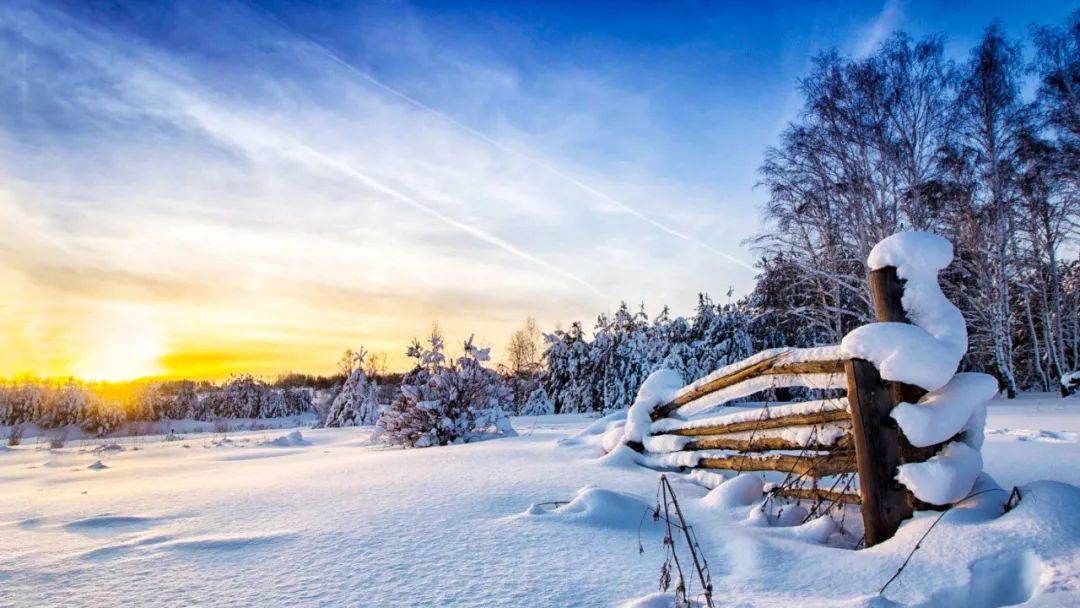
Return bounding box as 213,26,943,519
632,264,946,547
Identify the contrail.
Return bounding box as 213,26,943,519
179,92,606,295
255,6,758,273
11,1,605,298
287,140,605,296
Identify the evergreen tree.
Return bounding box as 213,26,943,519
325,349,380,427
380,333,514,447
521,387,554,416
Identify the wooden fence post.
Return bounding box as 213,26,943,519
869,267,943,508
847,265,935,546
845,357,909,546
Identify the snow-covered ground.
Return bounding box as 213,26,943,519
3,397,1080,607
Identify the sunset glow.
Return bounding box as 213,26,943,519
0,1,773,380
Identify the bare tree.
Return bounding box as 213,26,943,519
753,33,954,343
951,23,1027,397
506,317,542,374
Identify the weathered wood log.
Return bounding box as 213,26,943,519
844,357,909,546
870,266,931,415
696,452,856,478
773,487,862,506
684,432,852,453
664,408,850,437
650,357,845,420
869,266,944,513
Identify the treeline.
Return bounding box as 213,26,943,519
541,298,758,414
0,375,314,435
537,14,1080,410
752,16,1080,396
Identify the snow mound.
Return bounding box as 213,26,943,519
557,410,627,450
875,479,1080,605
841,231,967,391
761,514,837,544
263,431,310,447
596,443,643,469
702,474,763,509
624,369,683,443
521,486,652,529
618,592,708,608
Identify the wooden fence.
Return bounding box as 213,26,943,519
629,266,949,547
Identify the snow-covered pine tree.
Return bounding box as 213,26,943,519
521,386,554,416
222,375,267,418
160,380,198,419
380,334,514,447
541,322,595,414
260,389,288,419
324,349,380,427
282,387,314,416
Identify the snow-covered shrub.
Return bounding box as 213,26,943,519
127,384,170,421
79,393,124,436
521,387,554,416
38,381,85,428
1061,371,1080,396
324,350,380,427
379,334,515,447
0,381,43,426
48,428,68,449
6,423,24,446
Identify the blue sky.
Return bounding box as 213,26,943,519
0,0,1076,378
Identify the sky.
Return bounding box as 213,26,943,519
0,0,1076,381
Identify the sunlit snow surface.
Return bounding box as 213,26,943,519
3,397,1080,607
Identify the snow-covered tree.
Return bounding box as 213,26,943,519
0,381,43,426
324,349,380,427
521,387,554,416
128,383,170,421
38,381,85,428
380,333,514,447
79,393,124,436
197,375,271,420
282,387,314,417
160,380,199,419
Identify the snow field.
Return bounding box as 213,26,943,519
2,398,1079,606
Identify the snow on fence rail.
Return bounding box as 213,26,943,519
621,232,998,547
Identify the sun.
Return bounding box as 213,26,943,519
72,304,165,382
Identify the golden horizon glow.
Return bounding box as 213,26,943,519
0,2,760,383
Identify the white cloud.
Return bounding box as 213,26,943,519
0,0,758,374
856,0,905,58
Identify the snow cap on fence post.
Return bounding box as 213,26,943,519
841,231,967,392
